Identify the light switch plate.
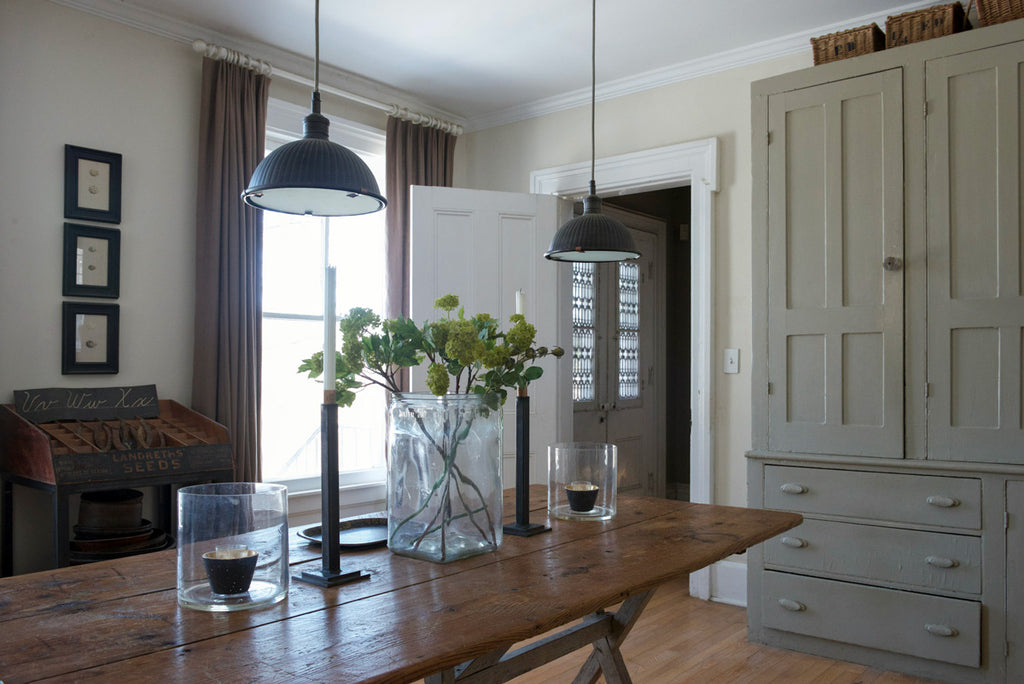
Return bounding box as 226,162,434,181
724,348,740,374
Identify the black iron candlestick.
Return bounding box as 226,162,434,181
503,387,550,537
299,393,369,586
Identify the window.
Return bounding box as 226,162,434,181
260,99,387,493
571,261,643,404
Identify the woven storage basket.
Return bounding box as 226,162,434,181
811,24,885,65
973,0,1024,24
886,3,970,47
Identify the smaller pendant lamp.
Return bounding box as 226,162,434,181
545,0,639,262
242,0,386,216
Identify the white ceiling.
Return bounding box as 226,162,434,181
54,0,934,130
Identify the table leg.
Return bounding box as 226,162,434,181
426,589,656,684
571,589,656,684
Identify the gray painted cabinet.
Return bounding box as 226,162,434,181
749,19,1024,684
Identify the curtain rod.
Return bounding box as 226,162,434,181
192,40,463,135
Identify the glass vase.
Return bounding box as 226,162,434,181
387,392,502,563
177,482,289,612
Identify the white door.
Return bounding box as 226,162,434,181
409,186,574,485
572,210,664,496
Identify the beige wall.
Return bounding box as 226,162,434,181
0,0,385,574
0,0,815,570
455,52,811,507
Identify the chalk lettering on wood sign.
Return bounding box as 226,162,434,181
13,385,160,423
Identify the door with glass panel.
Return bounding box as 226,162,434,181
573,227,659,495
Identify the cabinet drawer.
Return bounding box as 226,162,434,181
764,519,981,594
762,571,980,667
765,466,980,529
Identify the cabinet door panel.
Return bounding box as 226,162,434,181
927,44,1024,462
767,69,904,457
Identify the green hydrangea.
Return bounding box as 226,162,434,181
434,294,460,311
426,362,450,395
480,344,511,369
445,319,484,366
506,315,536,350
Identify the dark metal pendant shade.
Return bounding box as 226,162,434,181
545,182,639,262
242,93,386,216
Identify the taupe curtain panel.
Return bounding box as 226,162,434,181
192,57,270,482
384,117,457,324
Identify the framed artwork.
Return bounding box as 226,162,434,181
62,302,120,374
62,223,120,298
64,145,122,224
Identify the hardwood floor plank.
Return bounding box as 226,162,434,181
495,577,946,684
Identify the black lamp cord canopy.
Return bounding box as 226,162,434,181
589,0,596,194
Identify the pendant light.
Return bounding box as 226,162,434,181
242,0,386,216
545,0,639,262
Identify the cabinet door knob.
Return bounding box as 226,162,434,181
781,536,808,548
926,495,960,508
778,598,806,612
924,623,958,638
883,256,903,271
925,555,958,569
779,483,808,495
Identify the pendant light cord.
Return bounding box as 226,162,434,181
590,0,596,188
314,0,321,92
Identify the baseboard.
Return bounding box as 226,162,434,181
710,559,747,607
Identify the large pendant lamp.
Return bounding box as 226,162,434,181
242,0,387,216
545,0,639,262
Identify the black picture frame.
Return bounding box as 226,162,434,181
62,223,121,298
64,145,122,224
62,302,120,374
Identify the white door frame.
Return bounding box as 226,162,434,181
531,137,719,599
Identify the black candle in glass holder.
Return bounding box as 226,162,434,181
548,443,617,521
565,481,600,512
203,547,258,595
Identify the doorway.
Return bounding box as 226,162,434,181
604,188,691,501
570,213,665,497
532,136,719,601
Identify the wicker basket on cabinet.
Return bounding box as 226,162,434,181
973,0,1024,24
886,3,970,47
810,24,885,65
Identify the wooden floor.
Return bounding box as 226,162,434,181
496,577,944,684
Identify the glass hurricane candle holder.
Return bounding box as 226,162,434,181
548,442,617,521
177,482,289,612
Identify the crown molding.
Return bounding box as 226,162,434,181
464,0,937,132
49,0,937,134
47,0,465,128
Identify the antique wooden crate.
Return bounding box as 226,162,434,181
0,397,232,487
0,386,233,572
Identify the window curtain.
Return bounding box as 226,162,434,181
384,117,458,325
192,57,270,482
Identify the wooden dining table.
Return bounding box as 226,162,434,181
0,486,800,683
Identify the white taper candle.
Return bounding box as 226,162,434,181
324,266,337,395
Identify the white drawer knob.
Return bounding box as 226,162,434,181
778,598,806,612
924,623,958,638
781,536,808,548
926,495,960,508
779,483,808,495
925,555,959,569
